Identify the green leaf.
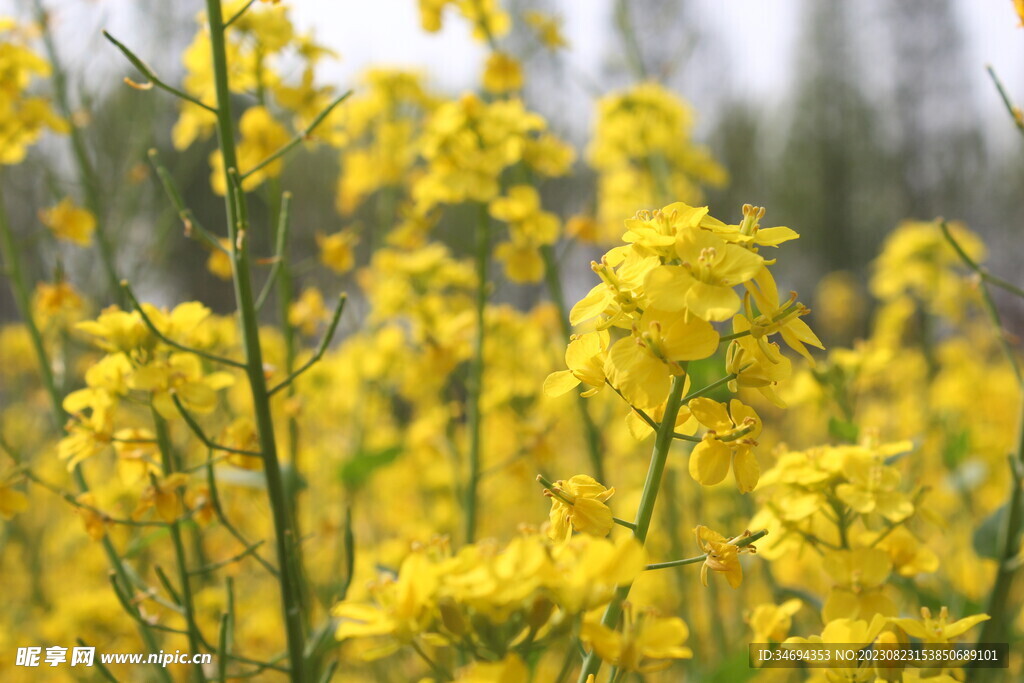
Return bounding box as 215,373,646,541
973,500,1024,560
710,649,756,682
828,416,859,443
338,445,403,489
942,428,970,469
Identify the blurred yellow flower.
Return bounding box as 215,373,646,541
39,197,95,246
524,10,568,50
209,105,291,195
318,229,360,274
288,287,330,335
133,472,191,523
746,599,802,642
482,52,523,94
891,606,989,644
207,238,234,280
581,606,692,673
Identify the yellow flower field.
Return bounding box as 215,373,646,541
1,1,1022,681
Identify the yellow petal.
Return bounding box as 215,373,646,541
732,448,759,493
543,370,580,397
689,438,731,486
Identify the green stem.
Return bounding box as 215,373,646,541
239,91,352,181
204,1,306,679
0,182,61,423
542,244,605,481
463,203,491,544
152,413,204,682
35,0,123,305
986,65,1024,136
940,221,1023,385
268,185,311,625
102,31,219,114
613,0,647,80
577,374,687,682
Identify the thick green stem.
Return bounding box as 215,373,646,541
152,413,204,682
204,1,306,679
463,203,491,544
577,374,687,682
542,245,605,481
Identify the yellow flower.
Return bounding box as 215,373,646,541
587,84,726,242
209,106,290,195
603,310,718,410
139,300,217,349
482,52,523,94
494,240,544,282
218,418,262,469
875,527,939,577
550,534,646,613
566,214,598,242
891,606,989,644
334,550,439,656
133,472,191,523
669,227,763,321
570,250,656,331
725,320,792,408
694,525,757,588
207,238,234,280
112,428,160,485
288,287,330,335
524,10,568,50
581,605,693,673
130,352,235,420
739,267,824,365
39,198,95,246
822,549,896,622
75,492,109,540
870,219,985,321
59,387,116,470
459,0,511,41
687,398,761,492
75,307,151,354
835,450,914,523
543,330,608,398
33,280,86,331
747,599,803,642
0,20,68,164
543,474,615,541
0,470,28,520
317,229,359,274
785,613,889,647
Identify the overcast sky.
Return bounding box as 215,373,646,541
5,0,1024,133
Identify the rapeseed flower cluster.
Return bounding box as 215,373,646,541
1,3,1023,682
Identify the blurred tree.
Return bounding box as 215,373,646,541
883,0,985,221
771,0,896,279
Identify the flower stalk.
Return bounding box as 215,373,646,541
464,203,492,544
203,1,307,678
577,373,687,681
